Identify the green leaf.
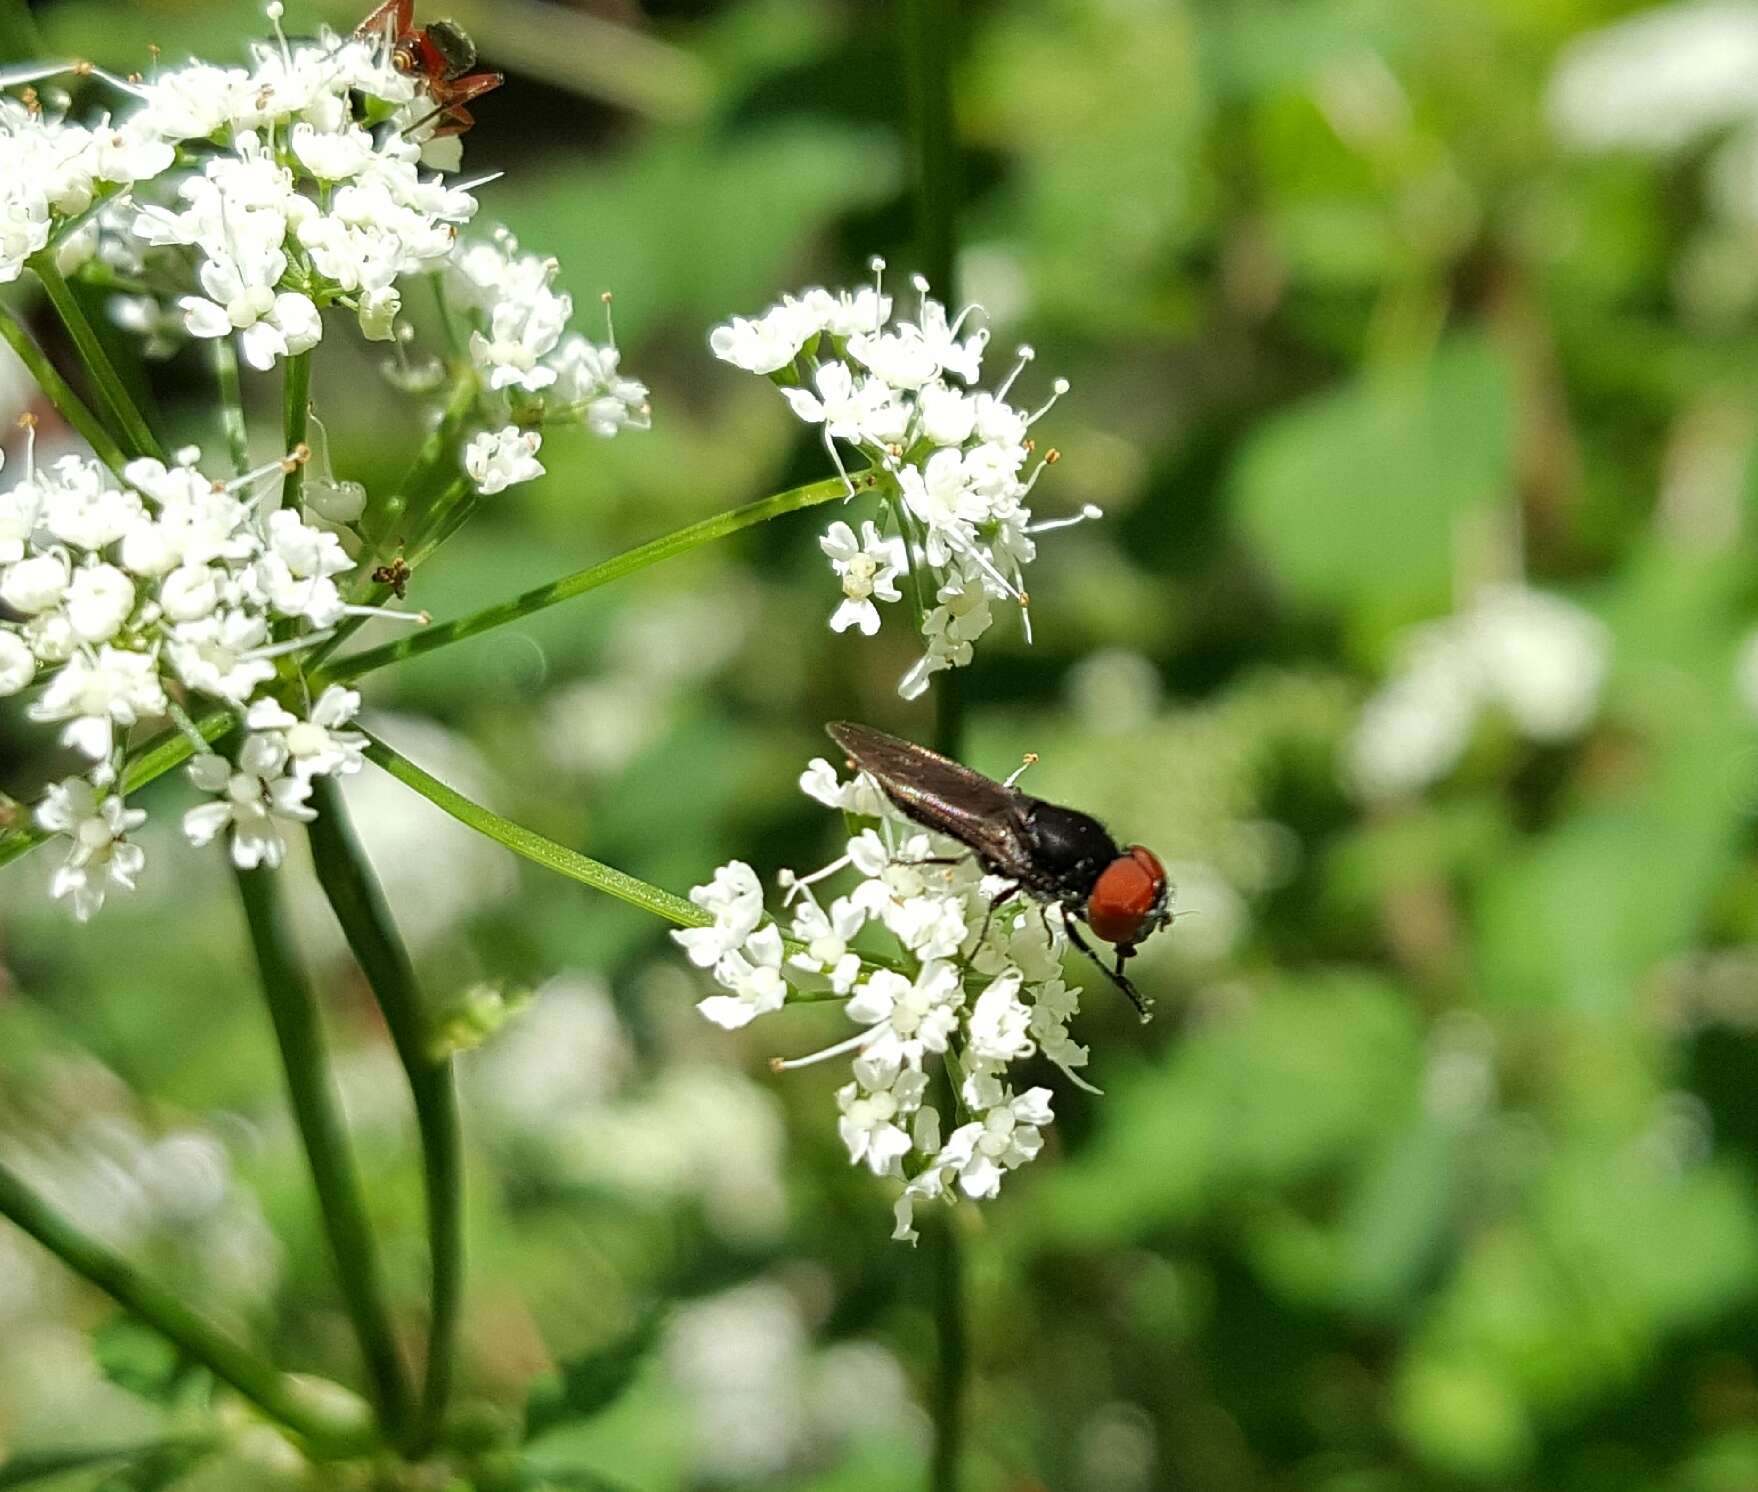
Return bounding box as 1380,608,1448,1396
93,1315,191,1404
1234,333,1515,625
525,1313,664,1442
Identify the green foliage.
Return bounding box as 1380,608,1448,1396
7,0,1758,1487
525,1313,664,1443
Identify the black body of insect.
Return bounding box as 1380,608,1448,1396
827,721,1172,1020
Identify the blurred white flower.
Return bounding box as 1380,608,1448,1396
1347,584,1610,801
1548,1,1758,152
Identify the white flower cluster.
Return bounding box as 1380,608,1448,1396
709,262,1096,699
674,753,1097,1242
446,230,652,494
1,440,374,918
1347,583,1611,801
1,2,647,491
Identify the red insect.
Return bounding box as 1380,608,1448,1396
354,0,503,138
827,722,1174,1020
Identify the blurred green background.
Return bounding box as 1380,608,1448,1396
9,0,1758,1486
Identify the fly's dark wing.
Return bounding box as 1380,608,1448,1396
825,721,1039,881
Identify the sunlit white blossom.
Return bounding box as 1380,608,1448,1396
677,752,1103,1239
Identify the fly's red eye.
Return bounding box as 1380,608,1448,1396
1087,849,1166,947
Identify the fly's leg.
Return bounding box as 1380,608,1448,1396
410,70,503,136
1064,918,1153,1023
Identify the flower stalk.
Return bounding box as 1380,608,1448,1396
30,252,165,462
233,864,416,1448
280,348,312,512
903,0,970,1479
321,471,871,684
0,298,131,475
306,778,463,1455
0,1157,376,1457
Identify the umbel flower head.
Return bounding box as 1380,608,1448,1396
0,434,392,915
709,261,1101,700
0,2,653,916
1,1,650,479
675,752,1102,1242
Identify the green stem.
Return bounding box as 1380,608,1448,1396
359,731,892,987
30,253,164,461
281,349,312,511
902,0,959,297
0,298,130,475
0,1436,218,1488
306,779,463,1456
214,337,251,477
929,1212,967,1492
300,371,480,674
0,1159,374,1456
365,368,478,566
232,865,415,1445
360,731,706,927
321,472,874,685
903,0,967,1479
0,708,234,871
405,472,476,567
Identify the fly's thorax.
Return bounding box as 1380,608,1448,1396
1020,798,1121,900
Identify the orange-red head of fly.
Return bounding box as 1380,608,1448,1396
1085,845,1171,951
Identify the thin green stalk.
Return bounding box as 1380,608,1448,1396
902,0,959,297
364,368,478,567
301,371,480,674
232,865,415,1446
321,472,874,685
361,731,705,926
359,731,895,987
0,1159,374,1456
214,336,251,477
281,349,311,511
929,1211,967,1492
306,778,462,1455
0,708,233,871
0,299,130,475
904,4,966,1478
405,472,476,567
0,1436,218,1488
29,253,163,461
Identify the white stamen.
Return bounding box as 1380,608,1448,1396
822,426,856,498
1027,503,1102,535
243,631,336,662
600,290,617,350
0,59,79,88
995,344,1035,402
265,2,292,66
1028,377,1071,426
772,1027,877,1071
339,604,427,623
781,853,853,904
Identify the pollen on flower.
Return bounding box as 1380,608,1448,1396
673,752,1100,1241
708,270,1086,699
